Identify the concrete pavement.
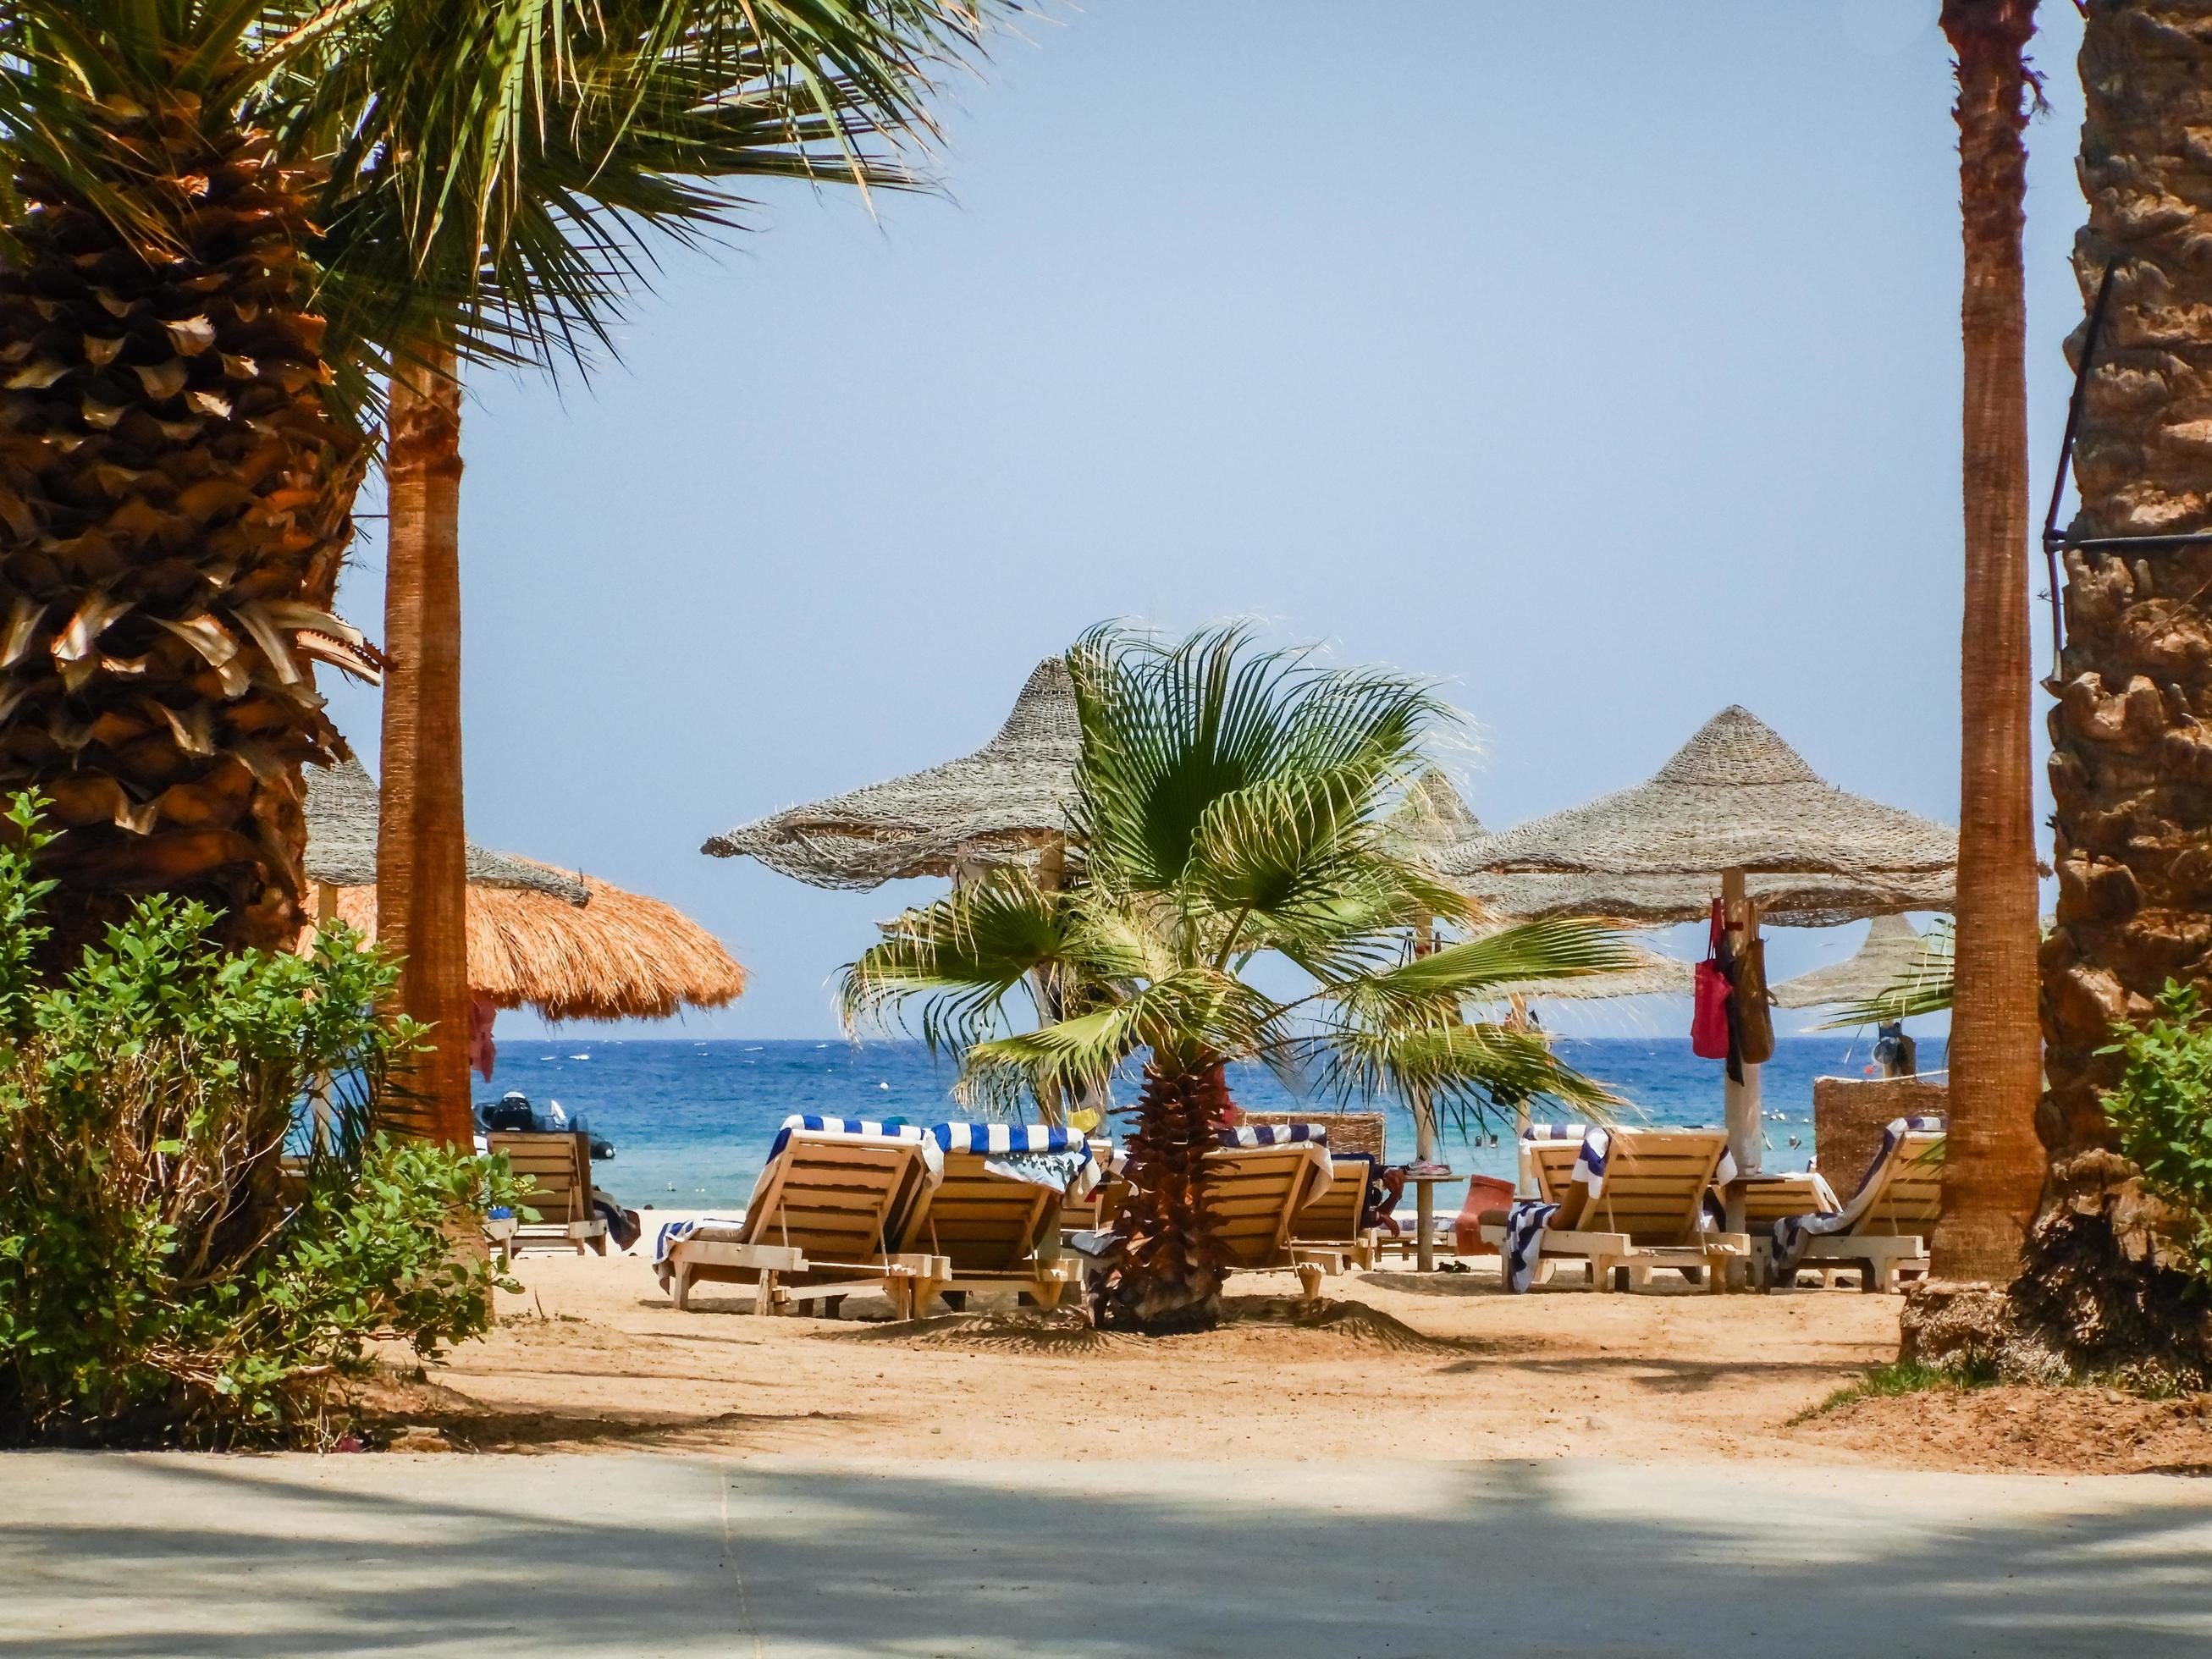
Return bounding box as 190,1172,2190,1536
3,1452,2209,1656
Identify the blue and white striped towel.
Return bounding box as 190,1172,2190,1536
927,1122,1102,1197
654,1213,747,1265
1503,1126,1611,1292
1219,1122,1330,1147
1769,1115,1944,1277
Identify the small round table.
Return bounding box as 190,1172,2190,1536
1401,1167,1458,1272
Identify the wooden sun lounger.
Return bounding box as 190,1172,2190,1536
1478,1127,1750,1292
660,1129,950,1318
897,1139,1084,1312
1072,1140,1348,1303
486,1131,607,1262
1761,1127,1944,1293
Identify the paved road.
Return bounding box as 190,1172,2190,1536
3,1452,2209,1656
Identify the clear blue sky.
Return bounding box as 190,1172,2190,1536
327,0,2086,1040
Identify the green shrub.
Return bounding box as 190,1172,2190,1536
2099,982,2212,1286
0,794,521,1447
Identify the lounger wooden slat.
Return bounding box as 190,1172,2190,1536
896,1129,1096,1311
1072,1139,1346,1301
485,1131,607,1261
659,1122,950,1316
1762,1127,1944,1292
1479,1127,1750,1292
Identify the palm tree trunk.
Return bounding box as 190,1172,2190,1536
1101,1064,1233,1333
378,341,474,1148
1932,0,2048,1284
1909,0,2212,1380
2016,0,2212,1374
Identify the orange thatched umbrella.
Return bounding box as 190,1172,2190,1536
303,762,745,1024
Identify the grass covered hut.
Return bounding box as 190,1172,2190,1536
305,762,744,1024
703,658,1080,889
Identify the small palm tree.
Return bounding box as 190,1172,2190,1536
841,626,1633,1332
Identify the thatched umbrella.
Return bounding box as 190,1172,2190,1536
1438,706,1956,924
1440,706,1955,1186
1383,765,1488,868
1771,913,1947,1011
317,873,746,1022
304,760,744,1024
703,658,1080,890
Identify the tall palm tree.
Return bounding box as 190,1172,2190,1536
2027,0,2212,1364
1934,0,2048,1284
0,3,384,960
841,626,1634,1332
339,3,991,1145
0,3,992,1134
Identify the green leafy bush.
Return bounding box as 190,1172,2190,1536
2099,982,2212,1285
0,795,521,1447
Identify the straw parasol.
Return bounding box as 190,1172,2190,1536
303,761,744,1022
703,658,1080,890
1770,913,1948,1011
317,873,746,1022
1383,766,1488,868
305,759,587,904
1437,706,1955,925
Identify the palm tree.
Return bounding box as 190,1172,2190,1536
0,3,992,1133
2025,0,2212,1367
841,626,1635,1332
1934,0,2048,1285
341,3,991,1145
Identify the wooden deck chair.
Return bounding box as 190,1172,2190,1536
657,1117,951,1317
1771,1120,1944,1292
898,1125,1099,1312
486,1131,607,1261
1072,1127,1348,1303
1479,1125,1750,1292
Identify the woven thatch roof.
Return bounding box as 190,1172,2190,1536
304,760,587,904
703,658,1080,890
1771,914,1948,1010
313,869,746,1023
1438,707,1955,926
1383,768,1487,868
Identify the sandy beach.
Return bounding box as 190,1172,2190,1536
345,1237,2212,1477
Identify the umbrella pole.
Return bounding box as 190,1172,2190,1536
1412,912,1441,1271
1029,840,1067,1128
1720,867,1761,1240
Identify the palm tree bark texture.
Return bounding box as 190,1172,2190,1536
378,343,475,1148
1933,0,2049,1286
0,105,363,959
2025,0,2212,1372
1911,0,2212,1381
1099,1065,1234,1332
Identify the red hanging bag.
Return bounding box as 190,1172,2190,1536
1691,897,1733,1059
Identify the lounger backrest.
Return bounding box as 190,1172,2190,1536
745,1130,934,1262
1736,1174,1840,1229
902,1153,1059,1270
1203,1143,1329,1268
1586,1128,1726,1246
1291,1155,1372,1244
487,1131,591,1225
1524,1133,1597,1231
1855,1131,1944,1233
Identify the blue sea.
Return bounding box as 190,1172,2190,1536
489,1034,1944,1213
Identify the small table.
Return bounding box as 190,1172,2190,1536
1401,1168,1458,1273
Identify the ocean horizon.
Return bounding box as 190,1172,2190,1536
487,1033,1945,1214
